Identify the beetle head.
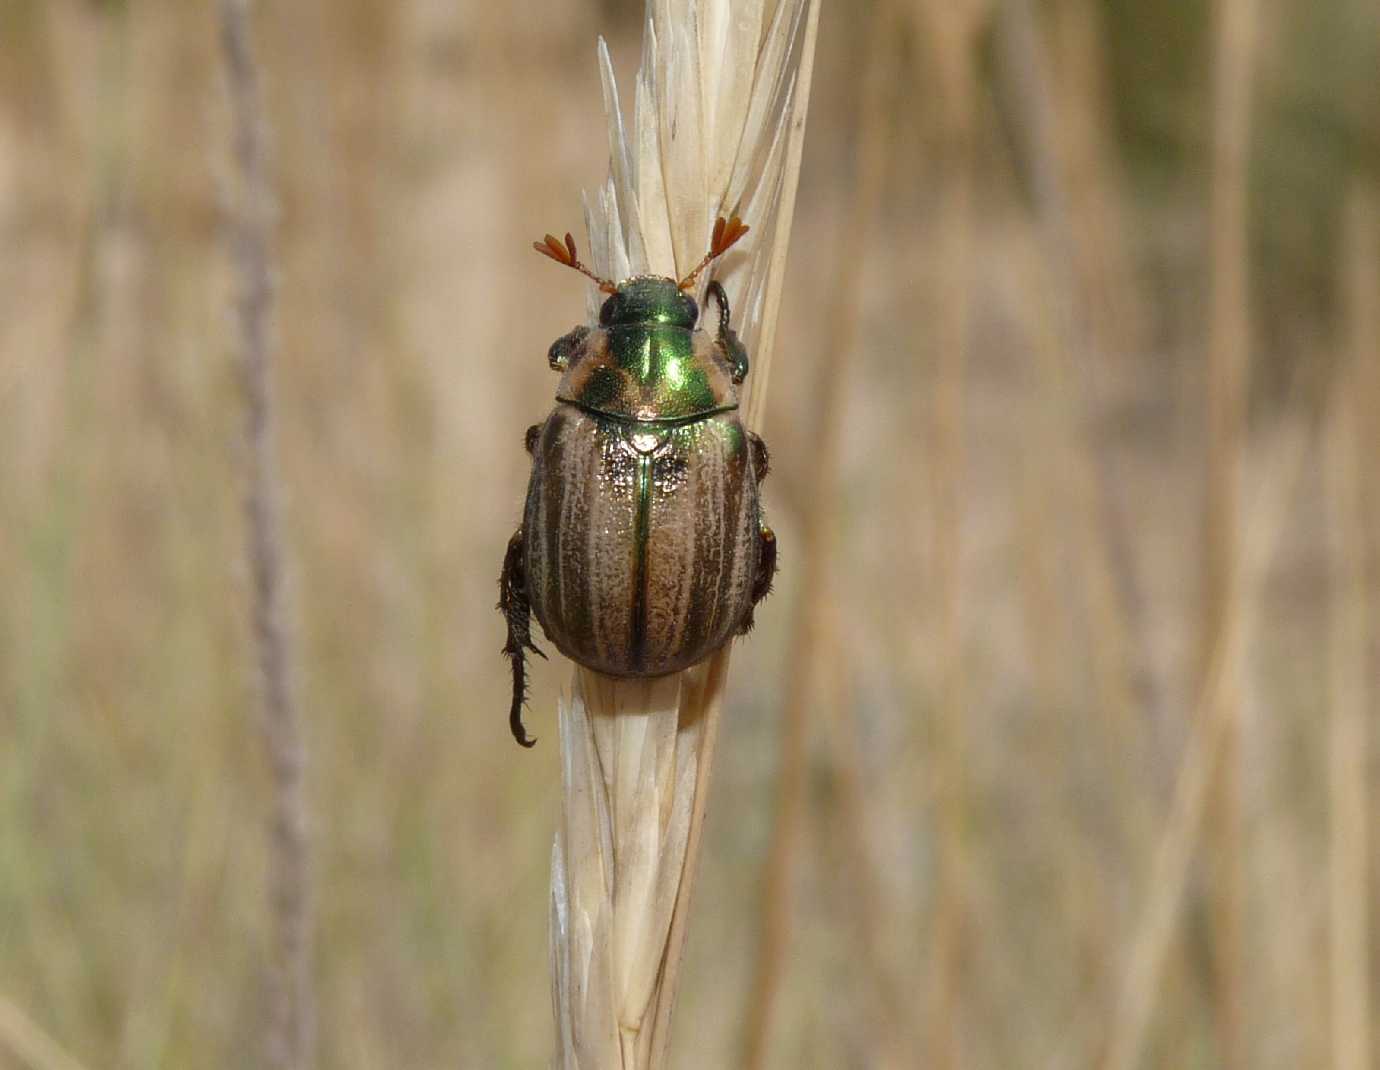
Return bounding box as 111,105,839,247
599,277,699,329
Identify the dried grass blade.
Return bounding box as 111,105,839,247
549,4,822,1068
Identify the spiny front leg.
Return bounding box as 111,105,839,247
498,529,546,747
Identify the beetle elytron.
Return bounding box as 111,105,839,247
499,215,777,746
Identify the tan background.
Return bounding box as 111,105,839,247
1,0,1377,1066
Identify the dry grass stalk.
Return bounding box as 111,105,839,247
910,0,984,1065
1047,0,1149,366
813,605,910,1066
1326,185,1375,1070
547,3,821,1067
993,0,1145,761
1200,0,1259,1063
217,2,316,1067
993,5,1160,1051
738,3,901,1066
1006,232,1121,1068
0,996,90,1070
1102,407,1313,1070
988,68,1168,1066
1008,209,1156,1070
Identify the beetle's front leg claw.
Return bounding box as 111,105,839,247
498,529,539,748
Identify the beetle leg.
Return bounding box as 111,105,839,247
748,432,770,483
498,529,544,748
547,325,591,371
739,525,778,634
525,423,542,456
706,281,749,383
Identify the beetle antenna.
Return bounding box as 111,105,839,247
533,231,618,294
677,215,749,291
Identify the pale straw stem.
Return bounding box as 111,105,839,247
218,2,316,1067
0,996,90,1070
913,0,983,1064
1102,404,1315,1070
549,5,822,1067
738,4,897,1066
1200,0,1258,1062
993,0,1148,782
1326,186,1375,1070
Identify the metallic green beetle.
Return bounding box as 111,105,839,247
499,217,776,746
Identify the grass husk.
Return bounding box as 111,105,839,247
548,4,821,1067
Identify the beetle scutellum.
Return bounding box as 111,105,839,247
499,216,777,747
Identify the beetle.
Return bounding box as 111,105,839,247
499,215,777,747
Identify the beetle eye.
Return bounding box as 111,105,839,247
598,293,624,327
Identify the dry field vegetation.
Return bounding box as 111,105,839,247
1,0,1377,1067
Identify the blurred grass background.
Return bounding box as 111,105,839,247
1,0,1377,1067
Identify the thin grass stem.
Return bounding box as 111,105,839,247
738,5,896,1065
915,0,982,1063
1102,402,1316,1070
1200,0,1259,1063
0,997,90,1070
1326,185,1375,1070
217,2,316,1067
548,5,822,1067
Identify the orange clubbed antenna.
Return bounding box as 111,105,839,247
677,215,750,291
533,231,618,294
